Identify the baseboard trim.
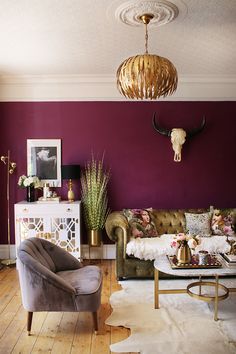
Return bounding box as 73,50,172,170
0,244,116,260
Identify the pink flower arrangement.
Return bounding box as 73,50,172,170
171,232,200,249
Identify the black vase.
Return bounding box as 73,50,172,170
26,185,35,202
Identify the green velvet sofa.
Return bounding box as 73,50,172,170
105,208,235,280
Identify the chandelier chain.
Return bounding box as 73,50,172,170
145,23,148,54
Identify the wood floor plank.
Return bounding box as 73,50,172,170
51,312,78,354
0,291,22,338
31,312,63,353
0,267,19,314
0,304,27,353
0,266,12,281
70,312,93,354
11,311,48,354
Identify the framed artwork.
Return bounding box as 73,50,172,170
27,139,61,187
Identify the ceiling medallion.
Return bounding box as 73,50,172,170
115,0,179,27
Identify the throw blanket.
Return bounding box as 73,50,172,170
126,234,232,260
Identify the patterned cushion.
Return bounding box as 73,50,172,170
211,209,236,236
185,212,212,236
123,208,158,238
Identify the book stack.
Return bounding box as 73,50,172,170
221,253,236,268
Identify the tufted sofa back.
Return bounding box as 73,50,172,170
105,208,209,245
151,208,208,235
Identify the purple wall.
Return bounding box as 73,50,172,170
0,101,236,244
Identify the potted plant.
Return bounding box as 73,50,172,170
81,154,110,246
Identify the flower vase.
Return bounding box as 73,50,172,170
26,185,35,202
177,242,191,265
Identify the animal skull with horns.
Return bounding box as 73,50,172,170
152,113,206,162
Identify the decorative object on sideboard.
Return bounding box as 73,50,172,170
27,185,35,203
37,183,61,203
62,165,81,203
43,182,50,199
81,154,110,247
116,1,178,100
18,175,41,202
1,150,16,266
27,139,61,187
152,113,206,162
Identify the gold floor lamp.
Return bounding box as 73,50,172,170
1,150,16,266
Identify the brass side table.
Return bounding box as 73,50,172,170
154,256,236,321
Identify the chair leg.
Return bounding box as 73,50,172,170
27,312,33,336
92,311,98,333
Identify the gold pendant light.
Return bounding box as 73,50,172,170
116,13,178,100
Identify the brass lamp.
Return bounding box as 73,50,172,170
117,13,178,100
1,150,17,266
61,165,80,202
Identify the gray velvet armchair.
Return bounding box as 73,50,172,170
17,237,103,335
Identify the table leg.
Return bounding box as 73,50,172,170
199,275,202,295
214,275,219,321
154,268,159,309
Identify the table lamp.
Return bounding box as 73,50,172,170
61,165,80,202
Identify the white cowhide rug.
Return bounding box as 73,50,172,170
106,278,236,354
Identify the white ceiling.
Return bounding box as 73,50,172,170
0,0,236,101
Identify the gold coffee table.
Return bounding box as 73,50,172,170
154,255,236,321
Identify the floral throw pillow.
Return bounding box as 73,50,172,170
123,208,158,238
211,209,236,236
185,212,212,237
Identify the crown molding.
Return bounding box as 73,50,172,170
0,74,235,101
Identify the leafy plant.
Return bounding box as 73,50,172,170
81,154,110,230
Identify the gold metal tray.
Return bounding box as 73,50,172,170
167,254,222,269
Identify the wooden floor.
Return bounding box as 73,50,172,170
0,260,137,354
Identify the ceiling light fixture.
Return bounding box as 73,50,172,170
116,12,178,100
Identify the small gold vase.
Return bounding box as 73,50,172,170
88,229,102,247
177,242,191,265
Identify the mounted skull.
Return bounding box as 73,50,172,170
152,113,206,162
170,128,187,162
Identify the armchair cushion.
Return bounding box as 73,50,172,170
57,265,102,295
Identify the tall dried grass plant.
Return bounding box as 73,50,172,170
81,154,110,230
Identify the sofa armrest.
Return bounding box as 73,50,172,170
105,212,129,241
105,212,130,258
